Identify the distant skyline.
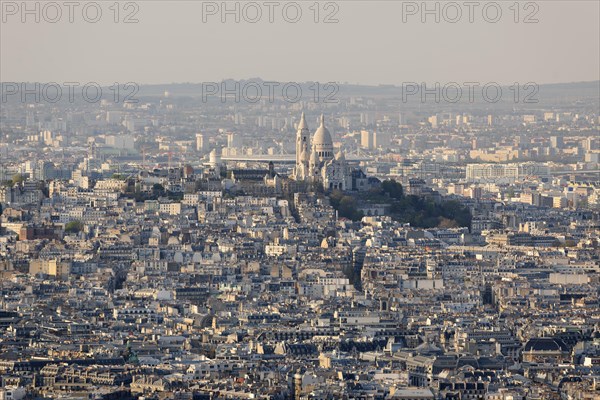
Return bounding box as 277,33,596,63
1,1,599,85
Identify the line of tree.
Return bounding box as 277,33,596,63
327,180,472,229
382,180,471,228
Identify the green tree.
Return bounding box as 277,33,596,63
65,220,83,233
311,181,324,194
152,183,165,196
338,196,357,219
12,174,25,185
328,191,364,221
329,190,344,209
381,179,403,199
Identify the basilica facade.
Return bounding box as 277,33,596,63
292,113,351,191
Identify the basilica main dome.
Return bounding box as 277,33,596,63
312,114,334,161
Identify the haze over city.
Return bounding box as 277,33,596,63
1,1,599,85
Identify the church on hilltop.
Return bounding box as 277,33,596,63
292,113,369,191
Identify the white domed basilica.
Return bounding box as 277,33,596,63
292,113,351,191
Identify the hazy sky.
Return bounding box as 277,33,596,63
1,1,599,85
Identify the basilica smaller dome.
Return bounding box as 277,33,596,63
300,148,309,162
